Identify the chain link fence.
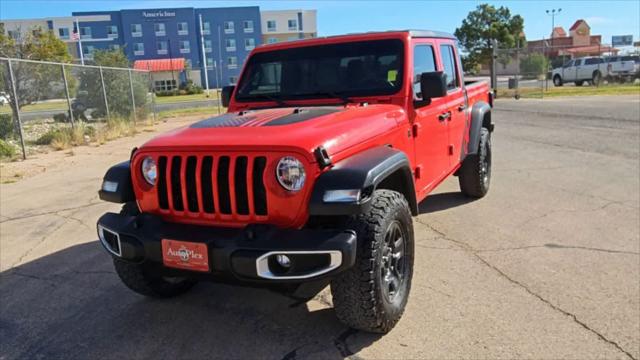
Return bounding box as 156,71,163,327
486,42,639,100
0,57,155,159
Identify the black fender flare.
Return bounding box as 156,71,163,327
468,101,494,155
98,161,135,204
308,146,418,216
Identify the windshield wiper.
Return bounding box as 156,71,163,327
311,91,354,104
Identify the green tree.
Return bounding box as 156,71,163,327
0,26,73,133
519,53,549,78
75,49,148,119
454,4,525,76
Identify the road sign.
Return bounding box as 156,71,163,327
612,35,633,47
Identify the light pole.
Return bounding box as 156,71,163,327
545,8,562,52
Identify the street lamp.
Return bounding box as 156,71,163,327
546,8,562,51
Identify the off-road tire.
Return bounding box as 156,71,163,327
113,202,197,298
458,127,491,198
113,259,197,298
330,189,414,333
553,75,563,86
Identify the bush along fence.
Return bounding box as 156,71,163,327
0,57,157,160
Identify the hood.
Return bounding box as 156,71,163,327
141,104,406,161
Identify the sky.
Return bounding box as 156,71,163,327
1,0,639,46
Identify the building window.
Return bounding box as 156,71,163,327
109,44,120,51
131,24,142,37
245,38,255,50
225,38,236,52
58,28,70,40
185,59,192,68
83,45,95,60
224,21,234,34
202,21,210,35
267,20,276,32
107,25,118,38
288,19,298,31
267,37,278,44
157,40,168,55
287,36,298,41
154,80,177,92
243,20,254,33
206,57,214,68
204,39,212,53
80,27,92,39
227,56,238,69
229,76,238,85
133,42,144,56
179,40,190,53
177,22,188,35
154,23,165,36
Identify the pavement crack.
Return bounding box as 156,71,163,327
8,219,68,269
477,243,639,256
415,218,637,360
0,202,103,223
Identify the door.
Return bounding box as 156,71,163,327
439,43,467,165
561,60,575,81
411,42,450,195
572,59,583,81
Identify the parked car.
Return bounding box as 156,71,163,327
552,56,608,86
0,92,9,106
96,30,494,333
606,55,640,82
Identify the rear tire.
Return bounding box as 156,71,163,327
331,189,414,333
553,75,563,86
458,127,491,198
113,259,197,298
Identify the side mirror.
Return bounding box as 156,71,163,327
420,71,447,100
221,85,235,108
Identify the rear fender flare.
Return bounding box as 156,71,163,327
468,101,493,155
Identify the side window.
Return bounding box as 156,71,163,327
413,45,436,99
440,44,459,91
574,59,583,66
563,60,574,68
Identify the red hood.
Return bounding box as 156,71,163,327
141,104,406,163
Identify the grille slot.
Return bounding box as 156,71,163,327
217,156,232,215
154,154,268,218
253,157,268,216
200,156,215,213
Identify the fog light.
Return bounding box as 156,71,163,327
276,254,291,268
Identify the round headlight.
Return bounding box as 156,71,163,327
276,156,306,192
141,156,157,186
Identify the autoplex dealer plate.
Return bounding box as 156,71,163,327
161,239,209,272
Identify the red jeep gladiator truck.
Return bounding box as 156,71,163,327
97,30,493,333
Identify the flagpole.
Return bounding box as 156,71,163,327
76,18,85,65
199,14,210,97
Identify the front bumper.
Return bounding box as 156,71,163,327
96,212,357,284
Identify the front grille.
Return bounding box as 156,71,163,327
156,155,268,218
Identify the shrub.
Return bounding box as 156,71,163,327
35,124,90,149
520,54,549,78
0,139,16,158
0,114,14,140
53,113,68,123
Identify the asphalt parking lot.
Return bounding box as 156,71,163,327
0,95,638,359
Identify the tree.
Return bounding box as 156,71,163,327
519,53,549,78
454,4,525,77
0,26,73,133
75,49,148,119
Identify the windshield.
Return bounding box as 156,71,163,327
235,39,404,102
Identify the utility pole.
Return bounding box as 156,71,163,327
199,14,211,97
218,25,223,87
75,18,85,65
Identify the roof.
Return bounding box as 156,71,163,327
552,27,567,37
569,19,589,31
565,45,618,54
133,58,185,72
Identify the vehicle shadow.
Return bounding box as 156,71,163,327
418,192,477,214
0,242,381,359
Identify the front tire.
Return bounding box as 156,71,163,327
553,75,563,86
458,127,492,198
331,190,414,333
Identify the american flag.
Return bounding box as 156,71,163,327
71,31,80,41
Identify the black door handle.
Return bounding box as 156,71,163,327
458,104,467,112
438,112,451,122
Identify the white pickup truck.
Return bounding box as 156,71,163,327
605,55,640,82
552,57,607,86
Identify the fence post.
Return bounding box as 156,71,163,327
61,63,75,128
99,66,110,122
128,69,137,124
147,63,157,122
7,59,27,160
491,39,498,96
